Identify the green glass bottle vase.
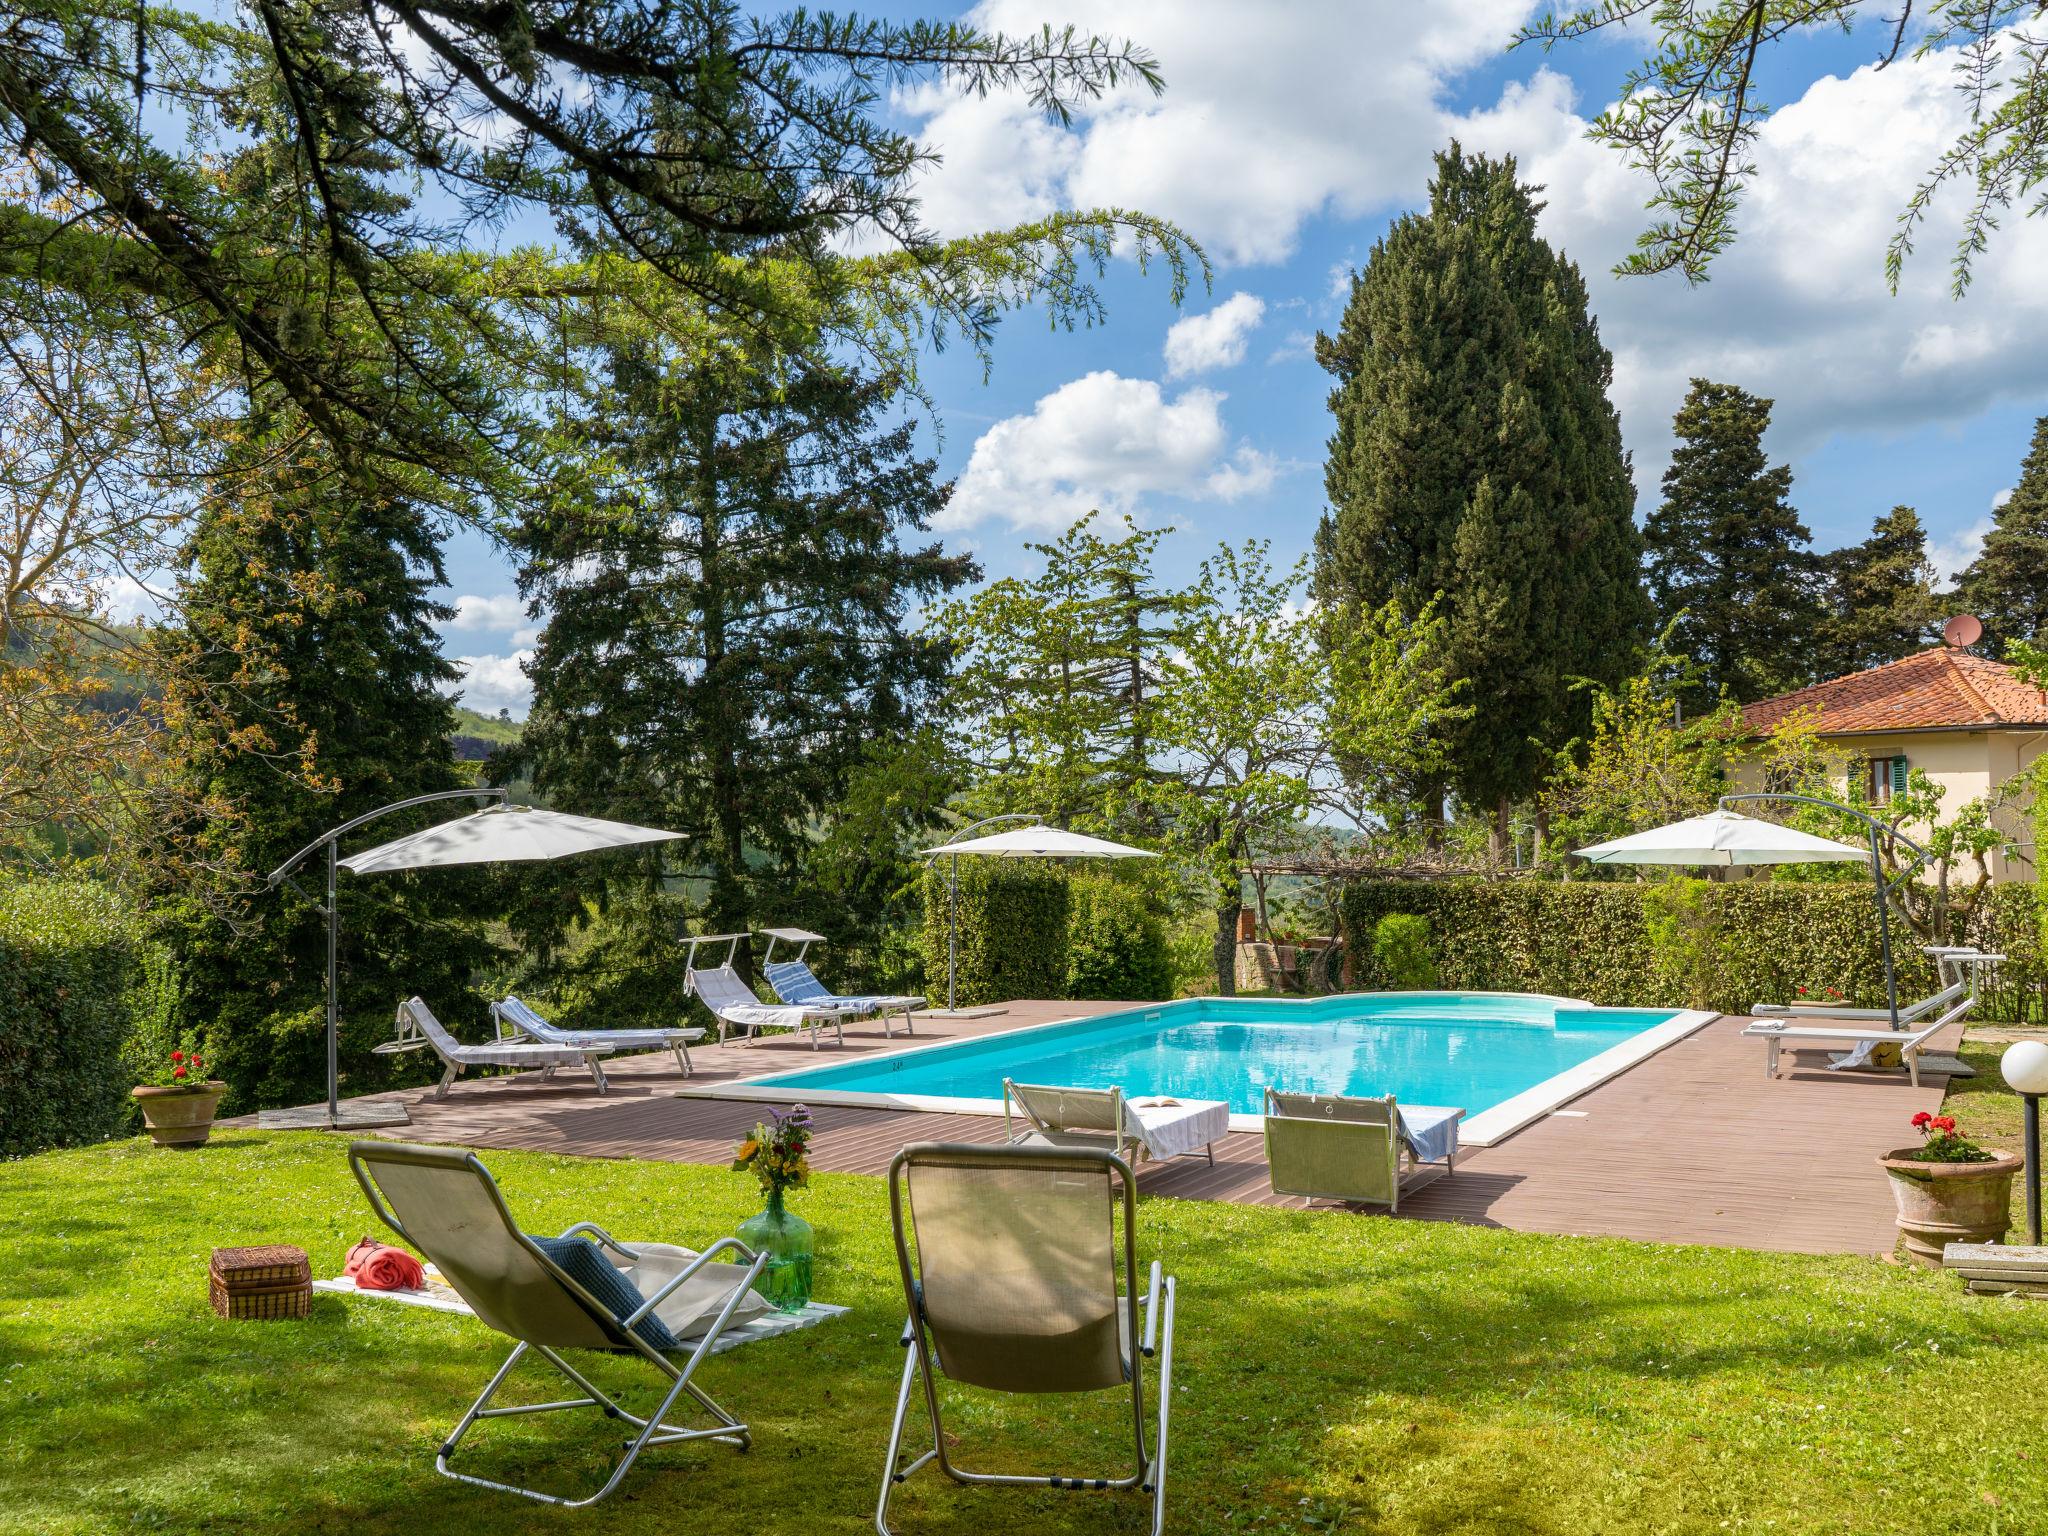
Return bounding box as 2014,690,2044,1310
737,1189,814,1314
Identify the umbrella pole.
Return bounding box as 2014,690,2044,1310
325,840,340,1126
947,853,958,1012
1871,825,1901,1033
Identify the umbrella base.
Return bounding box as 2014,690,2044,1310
917,1007,1008,1021
257,1100,412,1131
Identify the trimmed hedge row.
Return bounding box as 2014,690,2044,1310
921,861,1069,1006
918,864,1174,1006
1339,879,2046,1022
0,880,142,1158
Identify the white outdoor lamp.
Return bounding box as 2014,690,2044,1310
2001,1040,2048,1245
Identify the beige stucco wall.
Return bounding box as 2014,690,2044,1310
1728,728,2045,883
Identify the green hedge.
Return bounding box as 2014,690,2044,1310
1340,879,2047,1022
920,861,1070,1007
1067,875,1172,1001
0,880,142,1157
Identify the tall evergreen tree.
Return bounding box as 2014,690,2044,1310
1644,380,1820,706
1813,505,1941,678
515,338,972,986
157,416,492,1111
1957,414,2048,652
929,512,1193,833
1314,145,1646,848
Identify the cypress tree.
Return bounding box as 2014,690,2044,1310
1315,145,1646,847
157,417,493,1111
515,338,972,990
1812,506,1941,679
1957,414,2048,651
1644,380,1820,706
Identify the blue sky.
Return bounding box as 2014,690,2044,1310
435,4,2048,715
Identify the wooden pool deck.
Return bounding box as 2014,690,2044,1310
288,1000,1955,1256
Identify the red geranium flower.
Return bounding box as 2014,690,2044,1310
1911,1111,1933,1128
172,1065,188,1080
1933,1116,1957,1133
171,1050,185,1063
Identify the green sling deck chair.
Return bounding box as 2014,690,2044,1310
876,1142,1177,1536
348,1140,772,1508
1261,1089,1462,1212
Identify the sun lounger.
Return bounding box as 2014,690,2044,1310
383,997,614,1099
1260,1089,1462,1211
763,959,922,1038
1750,946,1986,1024
1740,981,1987,1087
877,1142,1176,1536
348,1140,786,1507
757,927,921,1038
683,934,844,1048
1002,1079,1226,1165
492,995,701,1076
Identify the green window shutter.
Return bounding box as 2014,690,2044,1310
1890,756,1909,795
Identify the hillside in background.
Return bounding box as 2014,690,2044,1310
451,704,523,762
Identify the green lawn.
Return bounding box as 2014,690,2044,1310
3,1129,2046,1536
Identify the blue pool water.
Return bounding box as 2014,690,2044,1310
749,993,1683,1117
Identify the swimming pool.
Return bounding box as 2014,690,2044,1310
694,992,1716,1146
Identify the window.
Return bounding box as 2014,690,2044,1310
1868,755,1908,803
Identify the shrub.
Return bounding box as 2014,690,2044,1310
920,860,1069,1006
1067,876,1172,1001
1641,876,1718,1009
0,879,142,1157
1370,914,1440,990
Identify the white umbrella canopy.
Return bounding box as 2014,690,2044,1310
919,825,1157,859
338,803,684,874
1574,809,1866,867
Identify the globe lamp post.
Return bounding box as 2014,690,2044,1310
2000,1040,2048,1245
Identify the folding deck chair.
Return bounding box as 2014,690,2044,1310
493,994,701,1076
1002,1078,1227,1165
877,1142,1177,1536
381,996,615,1099
683,933,846,1049
348,1140,774,1508
759,926,923,1038
1260,1089,1463,1212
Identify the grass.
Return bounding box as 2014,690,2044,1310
4,1132,2048,1535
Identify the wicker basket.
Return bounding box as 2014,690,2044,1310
210,1244,311,1320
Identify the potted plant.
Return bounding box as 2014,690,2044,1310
132,1045,228,1148
1879,1110,2020,1266
731,1105,816,1313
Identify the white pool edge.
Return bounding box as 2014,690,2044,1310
672,998,1723,1149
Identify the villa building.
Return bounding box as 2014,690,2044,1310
1739,646,2048,883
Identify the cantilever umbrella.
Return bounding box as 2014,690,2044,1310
918,821,1158,1016
265,791,683,1130
1574,802,1921,1029
1574,809,1867,868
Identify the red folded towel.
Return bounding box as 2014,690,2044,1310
344,1236,425,1291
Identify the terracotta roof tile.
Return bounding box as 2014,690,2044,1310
1741,648,2048,737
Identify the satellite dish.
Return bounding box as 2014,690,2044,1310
1943,614,1984,648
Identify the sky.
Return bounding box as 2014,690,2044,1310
433,2,2048,717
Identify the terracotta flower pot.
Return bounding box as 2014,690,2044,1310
1878,1147,2020,1266
132,1081,228,1148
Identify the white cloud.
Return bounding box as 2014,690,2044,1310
1452,44,2048,488
896,1,1533,265
1163,292,1266,377
98,573,171,626
446,593,528,631
1929,516,1993,588
448,651,534,717
941,369,1276,532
